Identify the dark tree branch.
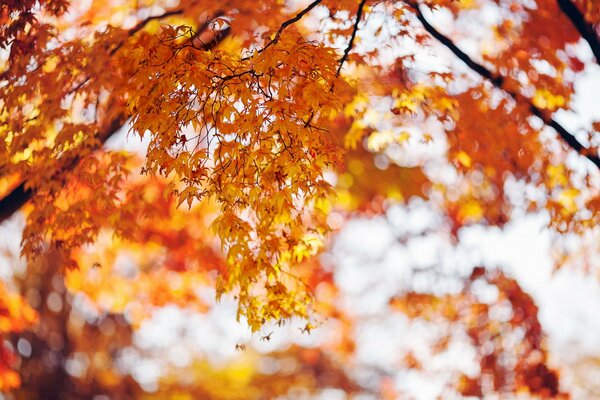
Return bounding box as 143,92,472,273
0,18,231,224
0,113,127,224
405,1,600,170
107,8,189,56
128,8,185,37
272,0,323,44
247,0,323,59
201,26,231,51
0,183,30,223
337,0,368,76
557,0,600,64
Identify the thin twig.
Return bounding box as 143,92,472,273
244,0,323,60
337,0,368,76
128,8,184,37
110,8,185,56
272,0,323,44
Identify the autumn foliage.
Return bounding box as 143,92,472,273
1,0,600,397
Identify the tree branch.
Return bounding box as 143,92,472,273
128,8,185,37
272,0,323,43
0,114,127,224
247,0,323,59
0,183,30,223
337,0,368,76
557,0,600,64
405,1,600,170
201,26,231,51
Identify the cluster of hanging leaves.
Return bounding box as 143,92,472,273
127,24,352,328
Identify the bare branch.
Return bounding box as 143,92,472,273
337,0,368,76
128,8,185,37
405,0,600,170
272,0,323,44
247,0,323,59
557,0,600,65
201,26,231,51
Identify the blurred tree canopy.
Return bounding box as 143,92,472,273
1,0,599,398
